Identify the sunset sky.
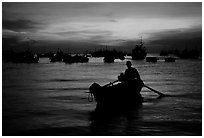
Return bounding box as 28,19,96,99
2,2,202,53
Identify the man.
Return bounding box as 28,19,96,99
118,61,141,82
124,61,141,82
118,61,144,93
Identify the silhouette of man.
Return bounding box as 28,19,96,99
127,61,143,97
118,61,144,92
124,61,141,82
117,61,143,102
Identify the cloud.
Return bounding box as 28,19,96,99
2,35,26,51
48,29,113,43
2,2,202,53
2,19,44,32
55,30,111,36
144,25,202,52
148,25,202,41
109,19,117,22
45,29,129,46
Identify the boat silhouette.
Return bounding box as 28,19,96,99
88,79,144,110
132,37,147,60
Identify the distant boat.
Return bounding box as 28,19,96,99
146,57,158,62
63,54,89,63
165,57,176,62
103,56,115,63
117,55,125,60
132,37,147,60
49,53,63,62
49,49,64,62
3,50,39,63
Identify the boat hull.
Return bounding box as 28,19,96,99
89,81,143,109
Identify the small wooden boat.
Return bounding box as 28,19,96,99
89,80,144,109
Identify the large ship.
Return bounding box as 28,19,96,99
132,37,147,60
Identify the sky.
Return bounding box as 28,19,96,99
2,2,202,53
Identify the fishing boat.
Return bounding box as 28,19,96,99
49,53,63,62
63,54,89,63
132,37,147,60
3,50,39,63
88,80,144,109
103,55,115,63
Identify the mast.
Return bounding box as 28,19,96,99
140,36,143,46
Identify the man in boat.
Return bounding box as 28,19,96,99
89,61,144,105
125,61,141,82
118,61,144,95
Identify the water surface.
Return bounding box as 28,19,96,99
2,58,202,136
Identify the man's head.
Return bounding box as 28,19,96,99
126,61,132,68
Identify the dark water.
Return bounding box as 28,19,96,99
2,57,202,136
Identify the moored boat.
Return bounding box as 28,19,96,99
103,56,115,63
3,50,39,63
49,53,63,62
132,37,147,60
63,54,89,63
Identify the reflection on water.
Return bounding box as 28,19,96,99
89,105,143,135
2,58,202,135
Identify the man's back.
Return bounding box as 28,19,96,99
125,67,140,81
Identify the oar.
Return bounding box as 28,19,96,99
103,80,119,87
86,80,119,93
103,80,166,97
143,84,166,97
88,80,167,97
